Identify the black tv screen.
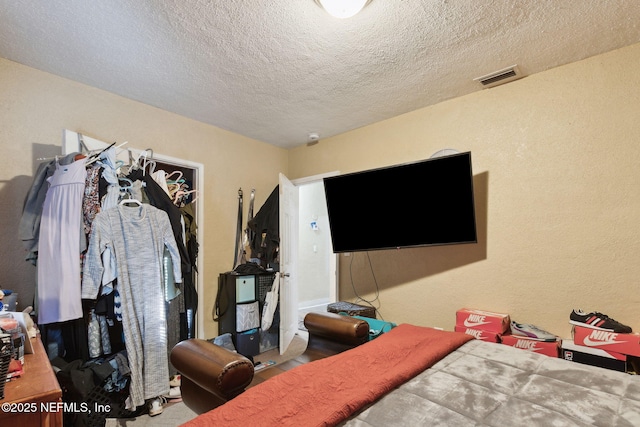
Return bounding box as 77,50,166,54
323,152,477,253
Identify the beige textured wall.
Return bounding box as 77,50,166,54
289,43,640,338
3,42,639,343
0,57,287,338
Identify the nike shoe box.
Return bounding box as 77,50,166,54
454,325,502,342
501,334,560,357
455,308,510,334
572,325,640,357
561,339,627,372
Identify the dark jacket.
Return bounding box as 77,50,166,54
248,186,279,269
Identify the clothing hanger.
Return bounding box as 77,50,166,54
129,148,151,171
143,159,156,176
118,177,143,206
128,149,139,169
130,148,155,175
115,141,129,155
173,189,199,205
119,197,142,206
166,183,181,200
118,177,133,191
173,190,187,204
85,141,128,166
165,170,183,183
84,142,116,166
187,190,200,204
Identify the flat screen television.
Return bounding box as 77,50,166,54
323,152,477,253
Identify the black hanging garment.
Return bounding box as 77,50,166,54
180,202,199,340
248,185,279,270
126,168,191,276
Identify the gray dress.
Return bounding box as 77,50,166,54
82,203,182,409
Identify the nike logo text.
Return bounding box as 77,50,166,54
463,314,489,328
583,330,626,347
464,328,484,339
513,339,541,351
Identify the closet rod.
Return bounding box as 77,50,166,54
36,141,129,162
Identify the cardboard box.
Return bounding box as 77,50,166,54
454,325,502,342
501,334,559,357
561,339,627,372
455,308,510,334
572,326,640,357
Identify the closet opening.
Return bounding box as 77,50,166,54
62,130,205,339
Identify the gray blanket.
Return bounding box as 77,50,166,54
343,339,640,426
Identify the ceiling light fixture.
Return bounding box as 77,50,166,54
315,0,371,19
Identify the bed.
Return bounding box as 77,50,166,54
179,321,640,427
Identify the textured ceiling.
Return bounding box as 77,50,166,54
1,1,639,148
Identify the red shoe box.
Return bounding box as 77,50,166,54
561,339,628,372
572,325,640,357
501,334,560,357
454,325,502,342
455,308,510,334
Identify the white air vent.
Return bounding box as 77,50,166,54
474,65,524,88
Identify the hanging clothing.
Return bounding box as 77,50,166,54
37,157,87,325
248,185,280,269
82,163,102,239
98,146,121,209
96,146,121,293
88,309,112,358
20,152,79,264
180,202,199,272
151,170,171,196
165,246,184,375
40,319,89,362
82,163,116,360
180,202,199,340
127,168,191,275
82,203,182,410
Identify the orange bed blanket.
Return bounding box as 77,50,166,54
182,324,473,427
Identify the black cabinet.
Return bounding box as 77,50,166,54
215,272,279,354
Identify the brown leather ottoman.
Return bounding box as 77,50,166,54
170,312,369,414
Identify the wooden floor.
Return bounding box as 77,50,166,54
245,331,303,385
249,333,354,388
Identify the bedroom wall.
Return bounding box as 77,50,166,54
288,42,640,339
0,57,288,339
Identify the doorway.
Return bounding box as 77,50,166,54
278,172,338,354
292,174,338,325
